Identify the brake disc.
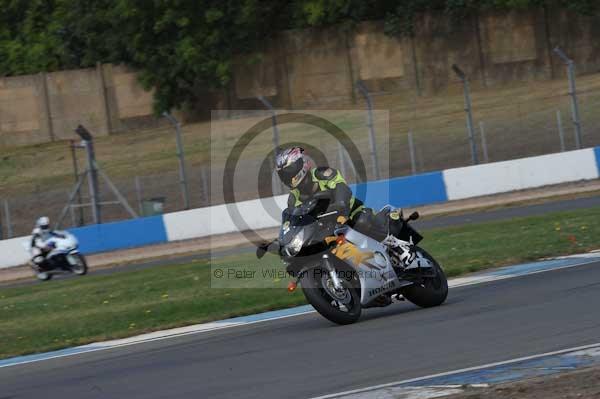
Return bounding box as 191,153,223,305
322,274,351,304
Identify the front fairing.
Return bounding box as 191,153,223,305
279,207,335,261
279,211,318,257
47,231,79,257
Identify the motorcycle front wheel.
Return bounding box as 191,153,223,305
36,272,52,281
401,247,448,308
68,253,88,275
300,266,361,325
31,261,52,281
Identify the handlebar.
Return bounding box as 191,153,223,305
317,210,338,219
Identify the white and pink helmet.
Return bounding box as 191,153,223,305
275,147,313,188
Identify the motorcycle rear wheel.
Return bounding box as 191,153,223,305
300,266,361,325
401,247,448,308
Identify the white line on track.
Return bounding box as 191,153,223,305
310,342,600,399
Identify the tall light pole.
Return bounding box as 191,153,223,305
75,125,101,224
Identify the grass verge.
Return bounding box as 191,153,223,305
2,205,600,359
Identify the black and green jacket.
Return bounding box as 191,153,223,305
287,167,364,220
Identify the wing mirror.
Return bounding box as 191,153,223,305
256,240,280,259
407,211,419,221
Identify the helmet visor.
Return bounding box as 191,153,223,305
277,158,304,188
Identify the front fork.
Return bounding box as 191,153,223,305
287,253,344,292
322,253,344,291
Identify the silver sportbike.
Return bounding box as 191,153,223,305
257,191,448,325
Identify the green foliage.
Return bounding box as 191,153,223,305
0,0,597,113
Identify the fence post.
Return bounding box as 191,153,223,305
553,47,582,149
340,147,358,183
163,112,191,210
408,131,417,175
68,191,77,227
257,96,283,195
201,166,210,206
337,141,348,179
135,176,143,215
452,64,479,165
4,199,13,238
257,96,280,154
556,110,566,152
479,121,489,163
356,81,381,180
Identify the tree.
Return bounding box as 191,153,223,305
0,0,597,113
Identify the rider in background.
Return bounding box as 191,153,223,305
30,216,64,269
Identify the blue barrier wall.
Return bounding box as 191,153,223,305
351,171,448,210
3,147,598,268
36,149,600,256
65,173,449,255
68,215,168,254
594,147,600,176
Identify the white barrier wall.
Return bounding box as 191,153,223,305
164,195,288,241
0,236,31,269
443,148,598,201
2,147,599,270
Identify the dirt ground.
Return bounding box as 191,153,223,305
445,366,600,399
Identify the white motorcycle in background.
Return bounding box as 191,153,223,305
23,231,88,281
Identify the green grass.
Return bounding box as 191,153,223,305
2,205,600,359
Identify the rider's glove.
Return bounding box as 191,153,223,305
334,215,349,234
336,215,348,225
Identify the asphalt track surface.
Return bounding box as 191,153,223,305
2,260,600,398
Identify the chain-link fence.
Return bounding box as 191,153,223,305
2,69,600,238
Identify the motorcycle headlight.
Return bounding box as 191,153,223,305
285,230,304,257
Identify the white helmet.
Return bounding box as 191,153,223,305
36,216,50,232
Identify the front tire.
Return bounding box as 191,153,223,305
36,272,52,281
401,247,448,308
68,253,88,275
300,267,361,325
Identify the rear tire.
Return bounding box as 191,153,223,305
300,266,361,325
401,247,448,308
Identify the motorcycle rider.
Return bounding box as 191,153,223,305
274,146,378,235
256,146,403,261
272,147,405,307
30,216,65,270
